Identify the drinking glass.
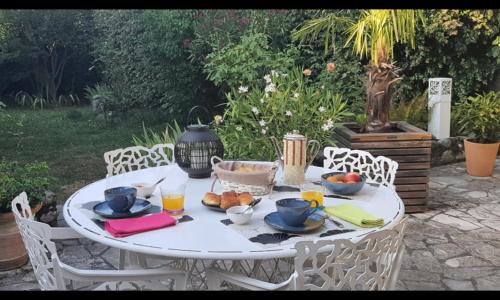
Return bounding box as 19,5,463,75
160,183,185,215
300,181,324,208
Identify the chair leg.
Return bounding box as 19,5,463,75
174,274,189,290
206,270,222,290
118,249,126,270
387,246,404,290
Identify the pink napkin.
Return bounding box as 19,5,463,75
105,212,177,237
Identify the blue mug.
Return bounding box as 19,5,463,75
104,187,137,212
276,198,320,226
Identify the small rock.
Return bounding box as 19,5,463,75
438,138,452,149
440,150,455,164
467,191,488,199
406,250,443,273
443,279,474,290
431,214,480,231
476,275,500,290
431,243,467,260
445,256,491,268
428,181,447,190
404,239,427,250
445,259,460,268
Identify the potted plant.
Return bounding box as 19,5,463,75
292,11,434,212
455,91,500,177
0,161,50,270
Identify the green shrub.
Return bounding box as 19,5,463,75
203,32,299,92
216,68,352,161
454,91,500,143
92,10,216,115
0,161,51,212
395,10,500,103
132,121,183,161
390,91,429,130
0,10,97,102
84,83,122,114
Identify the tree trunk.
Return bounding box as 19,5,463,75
365,61,401,133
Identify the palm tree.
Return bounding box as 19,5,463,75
293,10,425,132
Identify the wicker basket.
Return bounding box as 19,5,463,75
210,156,279,196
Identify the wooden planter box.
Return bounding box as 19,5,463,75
332,121,432,213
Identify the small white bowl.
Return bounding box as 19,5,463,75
226,205,253,225
131,182,156,198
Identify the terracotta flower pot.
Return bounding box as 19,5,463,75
0,202,42,271
464,139,500,177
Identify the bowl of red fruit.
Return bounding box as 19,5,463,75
321,171,366,195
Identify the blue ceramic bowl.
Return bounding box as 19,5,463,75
321,172,366,195
104,186,137,212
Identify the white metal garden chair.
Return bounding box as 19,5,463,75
103,143,175,177
11,192,188,290
323,147,399,188
206,217,408,291
103,143,175,269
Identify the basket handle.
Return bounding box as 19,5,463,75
210,173,220,192
211,155,223,167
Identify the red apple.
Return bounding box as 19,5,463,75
344,172,361,183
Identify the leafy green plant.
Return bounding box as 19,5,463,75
203,32,299,92
355,114,367,130
132,120,183,160
84,83,120,113
216,67,352,161
0,161,51,212
293,9,425,132
396,10,500,104
390,91,429,130
454,91,500,143
92,10,210,115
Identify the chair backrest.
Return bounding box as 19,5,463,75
323,147,398,187
292,217,407,290
103,143,175,176
11,193,66,290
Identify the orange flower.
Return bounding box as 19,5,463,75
303,68,312,76
327,62,336,73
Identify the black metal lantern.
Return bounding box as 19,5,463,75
174,106,224,178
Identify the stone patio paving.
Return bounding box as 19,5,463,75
1,159,499,290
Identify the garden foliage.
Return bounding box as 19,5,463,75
215,68,352,161
0,161,51,212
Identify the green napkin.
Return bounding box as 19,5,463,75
324,204,384,228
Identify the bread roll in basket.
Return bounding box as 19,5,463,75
210,156,279,195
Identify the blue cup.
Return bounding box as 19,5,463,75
276,198,320,226
104,187,137,212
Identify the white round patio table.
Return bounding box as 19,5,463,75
64,163,405,289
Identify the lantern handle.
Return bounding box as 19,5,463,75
187,105,210,126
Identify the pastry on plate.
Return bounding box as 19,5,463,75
237,192,253,205
220,191,239,209
203,192,220,206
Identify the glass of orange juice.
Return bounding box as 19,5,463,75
160,183,185,215
300,182,324,208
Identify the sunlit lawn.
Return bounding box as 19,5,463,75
0,106,168,202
